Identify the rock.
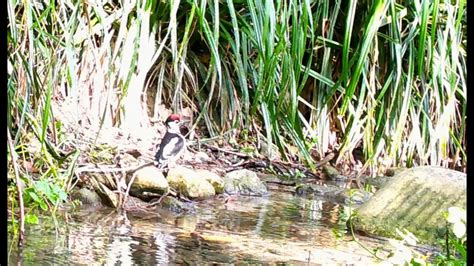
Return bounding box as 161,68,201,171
167,166,216,200
181,149,194,163
129,166,169,196
332,174,349,182
353,166,466,246
333,189,372,205
70,187,104,207
89,173,116,191
364,176,391,190
223,169,268,196
314,186,343,197
295,184,315,198
322,165,341,180
384,167,404,177
195,169,224,194
259,137,281,160
194,152,211,163
26,133,42,155
95,182,120,208
295,183,371,206
295,183,371,205
117,153,140,168
158,196,194,213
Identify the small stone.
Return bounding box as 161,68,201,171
384,167,404,177
159,196,194,213
334,189,372,205
333,174,349,182
223,169,268,196
194,152,211,163
385,168,395,177
117,153,140,168
295,184,315,197
322,165,341,180
95,182,120,208
259,137,281,160
364,176,391,189
70,187,104,207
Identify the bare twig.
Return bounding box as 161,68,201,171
231,159,246,167
156,190,170,204
122,171,139,208
7,128,25,247
146,190,172,208
77,161,157,209
314,152,336,168
186,129,236,146
264,180,297,186
202,143,250,158
76,161,155,174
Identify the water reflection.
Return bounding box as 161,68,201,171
8,190,380,264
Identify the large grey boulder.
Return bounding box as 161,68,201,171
353,166,466,245
223,169,268,196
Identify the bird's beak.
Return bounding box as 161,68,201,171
179,119,190,125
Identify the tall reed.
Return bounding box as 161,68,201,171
8,0,467,187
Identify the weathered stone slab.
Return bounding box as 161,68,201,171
353,166,466,245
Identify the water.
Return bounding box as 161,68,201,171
8,190,388,265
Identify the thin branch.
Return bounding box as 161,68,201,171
122,171,138,208
76,161,155,174
7,128,25,247
202,143,250,158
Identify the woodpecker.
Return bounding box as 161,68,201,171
154,114,186,169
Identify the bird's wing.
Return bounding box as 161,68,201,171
160,136,185,160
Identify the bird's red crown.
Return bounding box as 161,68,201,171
166,114,181,123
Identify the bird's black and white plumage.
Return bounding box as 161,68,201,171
154,114,186,169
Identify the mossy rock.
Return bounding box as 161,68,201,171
129,166,169,195
195,169,224,194
167,166,216,200
353,166,466,246
70,187,104,207
157,196,194,213
223,169,268,196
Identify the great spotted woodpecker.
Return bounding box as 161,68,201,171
154,114,186,169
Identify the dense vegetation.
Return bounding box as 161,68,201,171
7,0,466,247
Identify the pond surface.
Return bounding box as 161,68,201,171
8,190,391,265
